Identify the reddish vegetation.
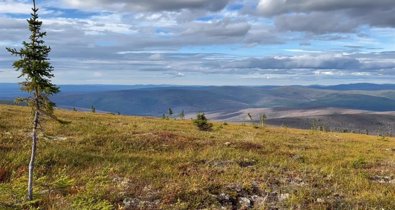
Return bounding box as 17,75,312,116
155,131,177,141
0,168,10,183
234,141,264,151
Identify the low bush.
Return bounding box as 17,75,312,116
193,113,213,131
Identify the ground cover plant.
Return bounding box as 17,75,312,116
0,104,395,209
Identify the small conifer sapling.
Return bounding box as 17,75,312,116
179,110,185,120
6,0,60,200
193,113,213,131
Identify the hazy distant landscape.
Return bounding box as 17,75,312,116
1,83,394,136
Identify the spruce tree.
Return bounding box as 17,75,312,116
6,0,59,200
193,113,213,131
179,110,185,120
259,113,267,127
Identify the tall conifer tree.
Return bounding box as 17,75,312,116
6,0,59,200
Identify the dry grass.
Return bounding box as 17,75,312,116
0,104,395,209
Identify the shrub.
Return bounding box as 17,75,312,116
72,197,113,210
352,157,368,169
193,113,213,131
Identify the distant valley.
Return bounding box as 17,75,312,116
1,83,394,136
201,108,395,136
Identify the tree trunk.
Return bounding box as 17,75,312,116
28,110,39,200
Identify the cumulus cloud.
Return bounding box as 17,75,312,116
62,0,232,12
258,0,395,17
274,12,359,34
1,0,395,85
258,0,395,33
0,0,32,14
183,19,251,37
0,17,27,41
222,53,395,73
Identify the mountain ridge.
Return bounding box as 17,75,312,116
1,83,395,135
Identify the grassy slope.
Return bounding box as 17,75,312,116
0,104,395,209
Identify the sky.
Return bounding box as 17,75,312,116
0,0,395,85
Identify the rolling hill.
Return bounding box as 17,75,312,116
199,108,395,136
1,104,395,209
52,88,250,116
2,83,395,115
1,83,395,135
48,85,395,115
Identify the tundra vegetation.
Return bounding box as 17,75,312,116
1,105,395,209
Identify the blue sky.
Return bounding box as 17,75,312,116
1,0,395,85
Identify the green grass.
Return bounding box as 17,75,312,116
1,104,395,209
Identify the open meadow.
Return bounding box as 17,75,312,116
1,104,395,209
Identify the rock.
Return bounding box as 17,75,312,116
123,197,160,209
143,185,153,192
217,193,233,207
123,198,140,209
279,193,290,201
238,197,251,209
120,178,130,188
265,192,279,203
218,193,230,201
139,200,161,209
112,175,131,190
370,175,395,184
251,195,267,208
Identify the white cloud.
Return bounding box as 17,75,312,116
93,71,103,77
1,0,394,85
0,0,31,14
258,0,395,33
149,53,163,60
61,0,232,12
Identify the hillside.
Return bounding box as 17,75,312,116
3,83,395,115
202,108,395,136
53,88,249,116
1,105,395,209
51,86,395,115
